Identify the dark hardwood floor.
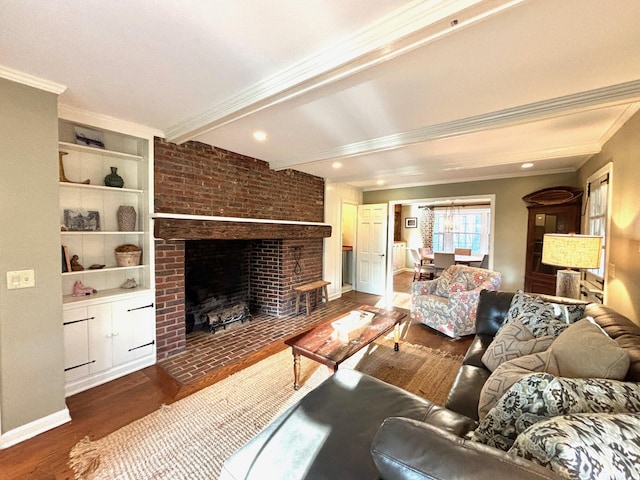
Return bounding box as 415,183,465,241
0,272,471,480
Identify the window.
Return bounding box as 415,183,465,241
584,164,611,293
432,207,491,254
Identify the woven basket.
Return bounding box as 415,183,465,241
115,250,141,267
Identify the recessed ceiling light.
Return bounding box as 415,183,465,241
332,161,342,169
376,179,385,186
521,162,534,169
253,131,268,141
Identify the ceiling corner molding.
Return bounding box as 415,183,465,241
165,0,525,143
597,102,640,146
0,65,66,94
58,104,164,138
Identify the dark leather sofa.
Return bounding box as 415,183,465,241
221,291,640,480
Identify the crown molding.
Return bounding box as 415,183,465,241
360,166,578,192
58,104,164,138
597,102,640,146
165,0,524,143
0,65,66,94
279,79,640,169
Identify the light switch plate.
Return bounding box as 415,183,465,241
6,269,35,289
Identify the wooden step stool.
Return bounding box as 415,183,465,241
293,280,331,316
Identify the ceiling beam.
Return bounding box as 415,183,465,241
274,79,640,169
165,0,525,143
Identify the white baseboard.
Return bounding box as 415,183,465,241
1,407,71,449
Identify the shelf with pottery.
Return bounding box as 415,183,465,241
59,113,156,397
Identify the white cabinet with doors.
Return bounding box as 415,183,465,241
63,291,155,397
392,242,406,274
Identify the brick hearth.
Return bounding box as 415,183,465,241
158,297,363,397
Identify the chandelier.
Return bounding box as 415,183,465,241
443,202,459,231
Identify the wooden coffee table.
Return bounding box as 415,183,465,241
284,305,405,390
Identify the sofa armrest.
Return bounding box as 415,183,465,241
371,417,561,480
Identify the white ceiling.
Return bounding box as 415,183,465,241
2,0,640,190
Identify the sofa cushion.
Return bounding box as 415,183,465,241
445,364,492,421
220,368,449,480
475,290,517,336
371,417,561,480
585,303,640,381
473,373,640,451
482,319,555,372
509,413,640,480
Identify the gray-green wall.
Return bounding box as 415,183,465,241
0,78,65,433
578,109,640,322
364,172,579,291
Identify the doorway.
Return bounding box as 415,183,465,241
385,195,496,297
341,203,357,292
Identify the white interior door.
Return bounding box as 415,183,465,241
356,203,388,295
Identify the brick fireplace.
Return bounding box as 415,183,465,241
153,139,331,360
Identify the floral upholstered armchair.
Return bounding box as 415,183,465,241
411,265,502,338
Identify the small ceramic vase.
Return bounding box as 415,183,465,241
117,206,137,231
104,166,124,188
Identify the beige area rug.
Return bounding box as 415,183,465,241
69,333,462,480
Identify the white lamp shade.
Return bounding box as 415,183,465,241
541,234,602,269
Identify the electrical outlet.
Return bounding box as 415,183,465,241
6,269,35,289
608,263,616,279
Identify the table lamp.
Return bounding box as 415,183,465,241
541,234,602,299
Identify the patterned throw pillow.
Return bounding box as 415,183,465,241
472,373,640,452
502,290,586,337
479,317,630,420
509,413,640,480
481,319,555,372
478,352,555,420
504,291,555,326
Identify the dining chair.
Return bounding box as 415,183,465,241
409,249,435,281
469,254,489,269
433,252,455,277
454,248,472,255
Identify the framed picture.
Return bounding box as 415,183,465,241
64,209,101,231
74,126,105,149
405,217,417,228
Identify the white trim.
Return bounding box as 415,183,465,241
152,212,331,228
58,104,163,139
0,65,67,94
283,80,640,167
597,102,640,146
0,408,71,449
165,0,524,143
361,166,578,191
